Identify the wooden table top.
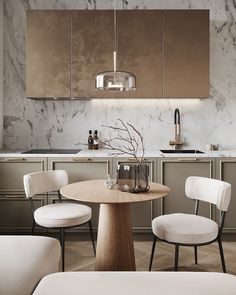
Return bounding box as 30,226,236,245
60,179,170,204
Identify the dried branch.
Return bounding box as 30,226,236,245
101,119,145,164
127,123,145,159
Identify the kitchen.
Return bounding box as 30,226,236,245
0,0,236,294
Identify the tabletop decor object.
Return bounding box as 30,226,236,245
104,174,116,190
101,119,149,193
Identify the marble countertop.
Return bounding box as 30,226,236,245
0,149,236,158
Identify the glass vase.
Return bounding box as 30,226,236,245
116,163,150,193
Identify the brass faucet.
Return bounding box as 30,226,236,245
169,108,183,149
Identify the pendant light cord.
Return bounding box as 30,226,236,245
113,0,118,73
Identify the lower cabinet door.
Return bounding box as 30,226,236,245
48,157,112,231
0,195,47,233
158,158,215,219
113,158,156,232
48,157,111,182
0,157,47,194
216,159,236,232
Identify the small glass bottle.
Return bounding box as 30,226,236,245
88,130,94,150
93,130,99,150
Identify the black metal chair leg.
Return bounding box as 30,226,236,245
218,238,226,273
89,220,96,256
149,235,157,271
174,244,179,271
60,228,65,272
31,220,35,235
194,246,198,264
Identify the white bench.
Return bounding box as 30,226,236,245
33,271,236,295
0,235,61,295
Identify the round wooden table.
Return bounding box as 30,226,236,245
60,179,170,271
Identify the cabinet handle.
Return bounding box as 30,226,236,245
3,158,26,162
125,158,148,162
72,158,93,162
177,158,199,161
5,195,23,199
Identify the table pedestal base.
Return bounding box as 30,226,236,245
95,203,136,271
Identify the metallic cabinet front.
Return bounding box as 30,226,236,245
117,10,163,98
163,10,209,98
71,11,114,98
26,11,71,98
26,10,209,99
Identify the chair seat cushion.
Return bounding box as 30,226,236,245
0,236,61,295
152,213,218,244
34,203,92,228
33,272,236,295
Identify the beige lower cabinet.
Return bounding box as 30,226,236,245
48,157,112,230
0,195,47,233
113,158,156,232
216,158,236,233
3,156,236,236
0,157,47,232
0,157,47,193
157,158,215,219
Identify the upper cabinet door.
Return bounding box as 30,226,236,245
163,10,209,98
26,10,209,99
71,11,114,98
26,11,71,98
118,10,163,98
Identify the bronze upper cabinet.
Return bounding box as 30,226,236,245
26,10,209,99
71,11,114,98
118,11,163,98
71,10,163,98
163,10,209,98
26,11,71,98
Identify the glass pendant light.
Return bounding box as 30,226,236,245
95,0,136,92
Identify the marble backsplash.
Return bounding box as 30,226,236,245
2,0,236,151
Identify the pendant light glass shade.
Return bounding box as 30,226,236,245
95,1,136,92
95,70,136,92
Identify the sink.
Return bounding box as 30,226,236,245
160,149,205,154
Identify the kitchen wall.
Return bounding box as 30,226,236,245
3,0,236,151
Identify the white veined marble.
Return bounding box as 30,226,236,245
2,0,236,151
1,149,236,158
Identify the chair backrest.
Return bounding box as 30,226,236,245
23,170,68,199
185,176,231,211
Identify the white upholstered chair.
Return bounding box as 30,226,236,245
33,272,236,295
149,176,231,272
23,170,96,271
0,235,61,295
